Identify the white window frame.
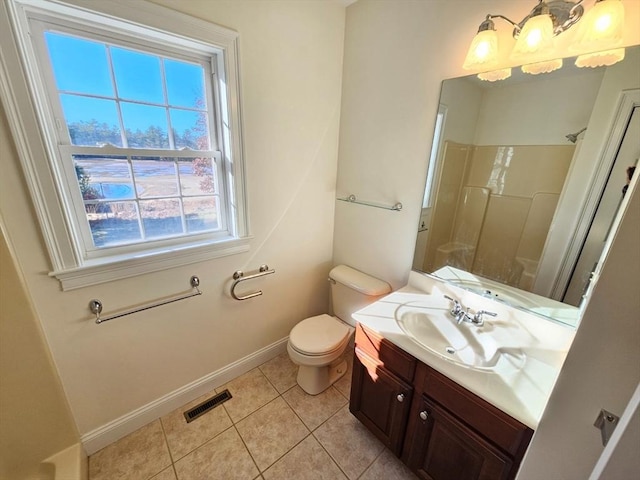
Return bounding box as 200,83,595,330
422,104,447,209
0,0,250,290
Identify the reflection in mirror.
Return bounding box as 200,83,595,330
413,47,640,327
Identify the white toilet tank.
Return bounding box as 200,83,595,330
329,265,391,326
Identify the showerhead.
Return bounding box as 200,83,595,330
566,127,587,143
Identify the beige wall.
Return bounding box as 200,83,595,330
0,0,345,444
474,70,604,146
0,222,79,479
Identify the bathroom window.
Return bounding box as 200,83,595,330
423,104,448,209
1,0,249,289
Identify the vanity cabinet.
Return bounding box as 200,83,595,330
407,396,512,479
350,324,533,480
349,324,416,455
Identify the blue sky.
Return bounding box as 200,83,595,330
44,31,206,136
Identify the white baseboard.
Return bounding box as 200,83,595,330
81,337,288,455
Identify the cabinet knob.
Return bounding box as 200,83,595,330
397,393,405,402
419,411,429,421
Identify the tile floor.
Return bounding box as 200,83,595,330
89,352,418,480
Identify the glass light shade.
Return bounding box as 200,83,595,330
463,29,499,70
521,58,563,75
477,68,512,82
511,14,555,60
572,0,625,52
575,47,625,67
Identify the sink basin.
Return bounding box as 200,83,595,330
396,309,526,371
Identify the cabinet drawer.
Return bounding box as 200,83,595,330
418,363,533,457
355,323,416,383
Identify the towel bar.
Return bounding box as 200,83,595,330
337,194,402,211
89,276,201,324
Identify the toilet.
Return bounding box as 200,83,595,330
287,265,391,395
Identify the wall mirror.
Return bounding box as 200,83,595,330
413,46,640,327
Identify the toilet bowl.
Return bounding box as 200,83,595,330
287,314,354,395
287,265,391,395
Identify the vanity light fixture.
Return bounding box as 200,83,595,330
463,0,626,81
572,0,626,67
509,4,558,62
521,58,564,75
462,16,501,72
477,68,512,82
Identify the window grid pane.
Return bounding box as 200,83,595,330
73,154,219,248
44,31,212,152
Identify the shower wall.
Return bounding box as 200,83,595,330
422,142,471,272
424,142,575,290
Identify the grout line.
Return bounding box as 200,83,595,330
158,416,176,465
311,430,351,480
259,395,311,472
258,364,291,395
309,404,355,478
158,393,236,464
357,447,385,480
233,423,262,476
260,431,313,475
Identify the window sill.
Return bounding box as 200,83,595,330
50,236,251,291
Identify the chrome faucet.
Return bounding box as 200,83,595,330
444,295,496,326
469,310,497,327
444,295,465,323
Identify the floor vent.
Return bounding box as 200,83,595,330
183,389,232,423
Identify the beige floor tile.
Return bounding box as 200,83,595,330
89,420,172,480
359,449,418,480
259,352,298,393
174,427,259,480
333,352,354,399
262,435,347,480
217,368,279,422
161,390,233,461
236,396,310,471
313,406,384,480
282,385,347,431
151,466,177,480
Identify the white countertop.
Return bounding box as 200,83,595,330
351,271,576,430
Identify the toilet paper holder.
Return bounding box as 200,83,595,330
231,264,275,300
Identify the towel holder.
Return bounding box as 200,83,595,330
231,265,275,300
89,275,202,324
337,194,402,211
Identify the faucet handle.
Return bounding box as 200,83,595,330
472,310,497,326
444,295,463,316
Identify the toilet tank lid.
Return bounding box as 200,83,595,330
329,265,391,296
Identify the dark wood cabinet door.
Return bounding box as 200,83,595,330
350,347,413,455
407,397,512,480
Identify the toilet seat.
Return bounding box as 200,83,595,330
289,314,351,356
